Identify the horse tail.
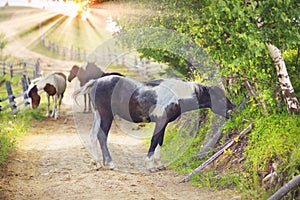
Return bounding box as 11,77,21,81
72,79,97,105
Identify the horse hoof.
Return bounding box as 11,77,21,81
157,165,166,171
104,161,115,170
148,168,158,173
90,160,102,170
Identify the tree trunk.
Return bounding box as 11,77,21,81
267,44,300,114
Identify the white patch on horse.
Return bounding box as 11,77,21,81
153,144,161,160
145,145,164,171
150,80,196,119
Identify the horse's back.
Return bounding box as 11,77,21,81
85,62,104,80
52,73,67,95
55,72,67,81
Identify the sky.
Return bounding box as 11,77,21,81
1,0,83,18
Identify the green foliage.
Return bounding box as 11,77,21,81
167,110,211,172
118,0,299,109
193,171,241,190
0,109,45,165
244,114,300,196
283,49,300,97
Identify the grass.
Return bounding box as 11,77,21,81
0,108,45,165
243,114,300,198
168,103,300,199
0,69,46,165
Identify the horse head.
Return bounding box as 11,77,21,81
68,65,80,82
28,85,41,109
195,84,235,119
208,85,235,119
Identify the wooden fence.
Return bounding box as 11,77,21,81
41,37,168,78
0,59,41,113
39,22,167,78
0,59,41,79
0,75,30,113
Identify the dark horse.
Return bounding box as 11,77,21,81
73,75,234,171
68,62,123,112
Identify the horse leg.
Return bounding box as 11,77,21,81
46,94,51,117
83,94,87,112
98,112,114,169
55,94,62,119
51,95,57,118
90,111,102,169
145,122,167,172
88,93,92,112
92,110,114,170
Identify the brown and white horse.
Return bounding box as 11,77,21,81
73,75,235,171
27,72,67,119
68,62,123,112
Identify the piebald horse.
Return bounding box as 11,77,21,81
68,62,123,112
27,72,67,119
73,75,234,171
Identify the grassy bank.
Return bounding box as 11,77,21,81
0,74,45,165
0,109,44,165
165,107,300,199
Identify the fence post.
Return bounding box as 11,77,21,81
122,54,125,66
107,47,112,64
70,45,73,60
84,50,87,62
34,58,40,78
114,49,119,65
77,47,81,60
134,55,138,66
21,76,29,106
6,81,17,113
62,47,66,58
23,62,27,74
9,64,13,78
2,61,5,75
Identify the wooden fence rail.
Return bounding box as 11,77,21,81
0,59,41,79
0,75,30,113
42,37,168,78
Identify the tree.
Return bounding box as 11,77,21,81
118,0,300,114
268,44,299,114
